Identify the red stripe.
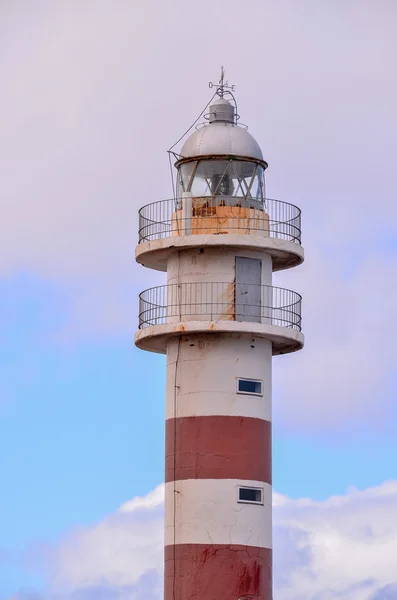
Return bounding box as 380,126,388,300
164,543,272,600
165,415,271,483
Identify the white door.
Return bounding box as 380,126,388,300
235,257,262,323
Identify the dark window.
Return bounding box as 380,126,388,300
238,379,262,395
238,487,263,504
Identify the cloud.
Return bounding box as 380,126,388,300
272,251,397,432
9,481,397,600
9,578,160,600
273,481,397,599
33,485,165,595
371,585,397,600
1,2,396,283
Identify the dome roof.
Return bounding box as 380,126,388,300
180,121,263,161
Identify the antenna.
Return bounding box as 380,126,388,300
209,66,236,98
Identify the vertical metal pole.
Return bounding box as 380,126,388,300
182,192,193,236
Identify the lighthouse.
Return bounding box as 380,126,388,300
135,70,304,600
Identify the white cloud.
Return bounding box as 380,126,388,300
38,485,165,594
272,252,397,431
273,481,397,599
10,481,397,600
119,485,164,513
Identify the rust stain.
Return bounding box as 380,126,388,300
164,545,270,600
237,561,261,598
219,278,235,320
172,203,270,239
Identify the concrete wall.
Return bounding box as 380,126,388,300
167,247,273,287
164,333,273,599
166,334,272,422
165,478,272,547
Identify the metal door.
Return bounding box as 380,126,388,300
235,257,262,322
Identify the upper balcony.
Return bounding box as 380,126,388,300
136,196,304,273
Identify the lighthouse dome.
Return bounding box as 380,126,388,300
180,98,263,161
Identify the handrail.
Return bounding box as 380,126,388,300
137,197,302,244
138,282,302,331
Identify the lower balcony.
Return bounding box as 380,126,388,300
135,282,303,355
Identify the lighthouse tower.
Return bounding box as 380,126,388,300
135,71,304,600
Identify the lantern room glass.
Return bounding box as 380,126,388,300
176,158,265,208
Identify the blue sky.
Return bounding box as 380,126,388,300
1,1,397,599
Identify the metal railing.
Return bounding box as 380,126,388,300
138,282,302,331
138,197,301,244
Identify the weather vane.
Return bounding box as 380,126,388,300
209,66,236,98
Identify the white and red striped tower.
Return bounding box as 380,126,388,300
135,71,304,600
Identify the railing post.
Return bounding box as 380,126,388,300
261,284,273,327
182,192,193,236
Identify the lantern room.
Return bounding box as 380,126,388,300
175,96,268,211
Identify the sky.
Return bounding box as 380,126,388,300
1,0,397,598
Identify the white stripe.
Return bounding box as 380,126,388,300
165,389,271,421
164,479,272,548
166,336,272,421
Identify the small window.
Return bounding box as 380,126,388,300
237,378,262,396
238,487,263,504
